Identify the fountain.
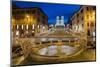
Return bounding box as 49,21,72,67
19,37,86,63
38,45,77,56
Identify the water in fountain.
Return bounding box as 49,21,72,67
38,45,77,56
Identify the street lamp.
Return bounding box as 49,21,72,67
26,14,30,18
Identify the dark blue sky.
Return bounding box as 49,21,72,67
12,1,81,25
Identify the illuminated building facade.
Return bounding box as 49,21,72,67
12,4,48,37
70,5,96,46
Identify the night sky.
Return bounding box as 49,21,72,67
12,1,81,25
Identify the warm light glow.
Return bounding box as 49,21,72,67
26,15,30,18
75,25,78,31
12,17,16,25
43,26,45,29
85,11,95,21
93,32,95,36
93,38,95,41
17,25,19,29
92,11,95,15
92,15,95,20
32,31,34,33
38,25,40,28
26,31,28,34
16,31,19,36
12,18,15,23
32,24,34,29
26,24,28,30
89,16,91,21
22,25,23,29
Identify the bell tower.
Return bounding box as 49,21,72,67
55,16,65,27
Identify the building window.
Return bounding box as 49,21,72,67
93,31,95,37
87,23,89,27
12,11,15,14
20,10,23,14
37,10,40,15
82,23,84,27
21,30,24,34
16,11,19,14
19,25,21,29
32,24,34,29
82,17,83,20
32,10,35,14
87,30,90,36
87,7,89,11
93,6,96,10
42,15,45,19
38,25,40,28
77,14,79,18
16,31,19,36
73,17,75,20
12,25,14,29
26,25,28,30
26,31,28,34
42,20,45,23
18,11,20,14
26,10,30,13
87,15,89,19
22,25,24,30
77,20,79,23
28,25,31,30
91,22,94,27
81,9,83,13
37,18,40,22
17,25,19,30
